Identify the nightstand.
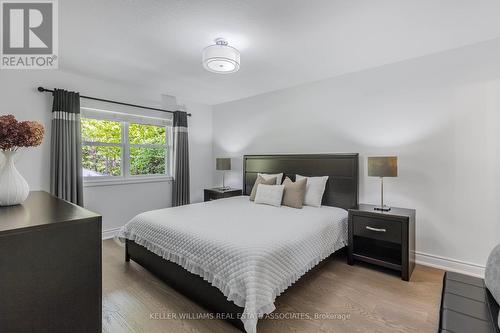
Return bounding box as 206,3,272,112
204,188,242,202
348,204,415,281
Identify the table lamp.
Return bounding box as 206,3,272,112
368,156,398,211
216,158,231,190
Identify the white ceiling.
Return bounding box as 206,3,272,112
60,0,500,105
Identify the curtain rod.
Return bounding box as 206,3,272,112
37,87,191,117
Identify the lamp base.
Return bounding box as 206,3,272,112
374,205,391,212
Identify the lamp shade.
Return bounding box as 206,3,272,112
216,158,231,171
368,156,398,177
202,38,240,74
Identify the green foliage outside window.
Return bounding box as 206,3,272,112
130,148,166,175
129,123,166,144
82,145,121,176
82,118,121,143
81,118,167,177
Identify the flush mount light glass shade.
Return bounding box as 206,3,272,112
202,38,240,74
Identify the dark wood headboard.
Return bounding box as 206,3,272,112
243,154,359,210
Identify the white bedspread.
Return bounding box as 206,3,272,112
118,196,347,333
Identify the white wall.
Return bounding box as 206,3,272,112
0,70,213,236
213,38,500,276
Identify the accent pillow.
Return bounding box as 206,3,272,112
296,174,329,207
282,177,307,209
249,175,277,201
254,184,285,207
258,173,283,185
485,243,500,311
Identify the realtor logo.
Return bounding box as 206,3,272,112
1,0,58,69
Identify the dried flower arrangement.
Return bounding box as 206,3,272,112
0,115,45,151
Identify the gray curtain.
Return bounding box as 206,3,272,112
172,111,190,206
50,89,83,205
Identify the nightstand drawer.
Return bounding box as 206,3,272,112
352,215,401,244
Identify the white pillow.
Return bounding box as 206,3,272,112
258,173,283,185
254,184,284,207
296,175,329,207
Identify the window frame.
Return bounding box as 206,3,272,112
81,108,173,187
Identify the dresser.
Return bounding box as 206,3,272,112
0,191,102,333
348,204,415,281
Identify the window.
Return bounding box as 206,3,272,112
81,108,171,183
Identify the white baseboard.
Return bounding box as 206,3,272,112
102,227,121,240
416,251,485,278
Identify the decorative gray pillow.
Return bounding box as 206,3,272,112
282,177,307,209
484,243,500,312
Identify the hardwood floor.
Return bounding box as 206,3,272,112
102,239,443,333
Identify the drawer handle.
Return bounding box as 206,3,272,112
366,226,387,233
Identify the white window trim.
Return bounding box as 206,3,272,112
81,108,173,187
81,107,172,126
83,175,173,187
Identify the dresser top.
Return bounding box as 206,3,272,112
0,191,100,234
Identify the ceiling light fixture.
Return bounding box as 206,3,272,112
202,38,240,74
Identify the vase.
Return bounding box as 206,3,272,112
0,150,29,206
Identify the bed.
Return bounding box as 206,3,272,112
119,154,359,332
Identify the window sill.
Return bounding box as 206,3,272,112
83,176,173,187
